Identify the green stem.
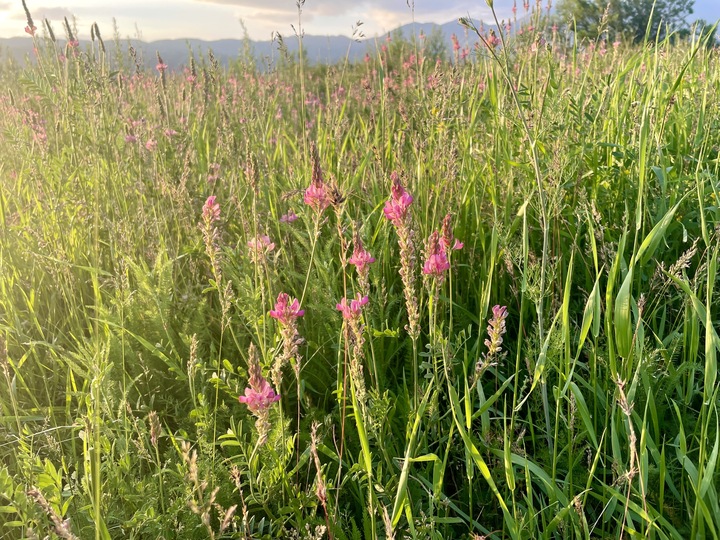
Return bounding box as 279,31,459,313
300,216,320,307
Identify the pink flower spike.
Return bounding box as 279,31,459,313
248,235,275,262
304,182,330,213
238,378,281,413
423,252,450,275
202,195,220,222
156,62,168,72
336,293,369,320
304,143,331,214
422,231,450,276
492,304,508,320
25,25,36,36
280,209,298,223
269,292,304,325
383,173,413,225
348,244,375,273
440,213,463,252
484,305,508,357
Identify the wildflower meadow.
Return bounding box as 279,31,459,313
1,0,720,538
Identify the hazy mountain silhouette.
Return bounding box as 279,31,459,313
0,19,491,70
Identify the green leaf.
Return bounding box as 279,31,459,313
391,385,432,527
614,268,633,360
448,385,518,537
699,409,719,499
570,382,598,449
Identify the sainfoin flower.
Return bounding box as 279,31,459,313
202,195,220,222
336,293,369,320
240,344,281,430
348,242,375,274
269,292,304,325
440,213,464,252
248,235,275,262
485,305,508,356
304,180,330,213
280,209,298,223
422,231,450,276
383,173,413,225
473,304,508,381
238,378,281,413
304,143,331,213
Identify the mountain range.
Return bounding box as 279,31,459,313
0,19,491,70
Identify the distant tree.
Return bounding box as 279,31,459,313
556,0,695,43
622,0,694,42
555,0,623,41
693,19,719,47
421,26,448,63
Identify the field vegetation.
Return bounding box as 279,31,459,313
1,1,720,538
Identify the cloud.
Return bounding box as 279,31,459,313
11,5,76,20
196,0,514,35
34,6,76,19
196,0,356,18
195,0,495,19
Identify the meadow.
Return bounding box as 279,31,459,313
1,3,720,539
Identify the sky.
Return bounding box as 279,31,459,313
1,0,719,42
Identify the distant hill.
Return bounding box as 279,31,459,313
0,19,493,70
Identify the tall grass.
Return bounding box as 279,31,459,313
1,4,719,538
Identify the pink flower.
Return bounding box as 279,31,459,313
422,231,450,276
164,128,177,137
248,235,275,262
145,138,157,151
156,62,168,73
348,243,375,274
484,305,508,357
124,134,137,143
304,144,332,213
269,292,304,325
25,25,36,36
383,173,413,225
440,213,464,253
304,181,330,213
452,34,461,52
202,195,220,222
336,293,369,320
280,209,298,223
238,378,280,413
